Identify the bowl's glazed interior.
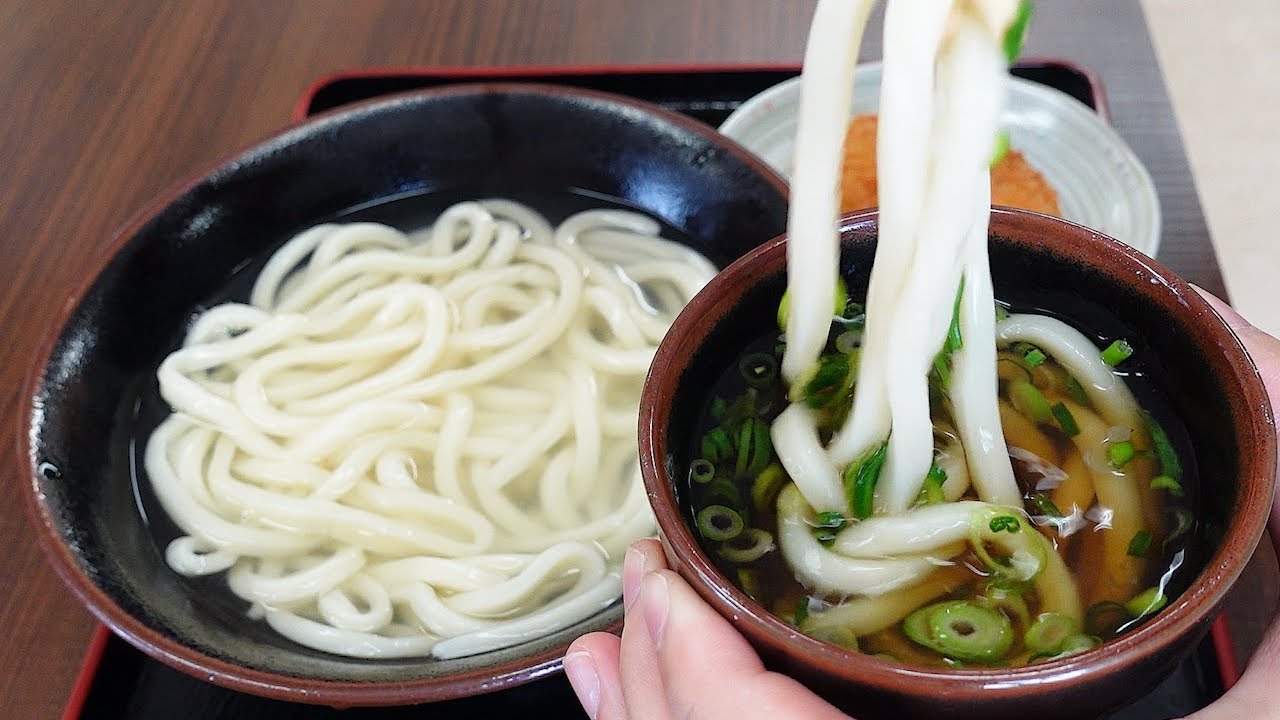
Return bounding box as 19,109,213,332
640,209,1276,720
22,83,789,705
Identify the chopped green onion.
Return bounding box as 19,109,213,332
1028,492,1062,517
1022,346,1046,368
1085,601,1131,638
701,427,734,464
689,458,715,484
1127,530,1153,557
1064,375,1091,406
944,277,966,353
904,600,1014,663
813,511,849,530
1107,440,1136,468
931,352,952,391
1140,410,1183,481
843,441,889,519
1101,339,1134,366
793,353,855,408
1150,475,1185,496
1125,587,1168,618
750,463,788,513
736,568,761,601
1050,402,1080,436
1003,0,1034,63
776,277,848,330
990,129,1011,166
794,597,810,626
920,464,947,505
1024,613,1079,655
696,504,745,542
812,511,849,545
835,330,860,355
734,418,772,479
989,515,1021,533
1058,634,1100,656
1010,380,1052,423
720,528,776,564
710,396,727,420
738,352,778,388
704,477,743,511
994,301,1011,322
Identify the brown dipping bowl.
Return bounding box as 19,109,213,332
639,209,1276,720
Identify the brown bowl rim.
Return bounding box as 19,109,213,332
640,207,1277,701
18,81,789,706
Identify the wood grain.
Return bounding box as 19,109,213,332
0,1,1266,717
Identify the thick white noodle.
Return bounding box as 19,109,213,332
827,0,953,468
995,313,1142,428
781,0,876,384
876,15,1008,513
145,201,715,659
947,180,1022,506
770,3,1073,619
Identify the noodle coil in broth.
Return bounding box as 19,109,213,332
144,198,717,659
690,0,1196,668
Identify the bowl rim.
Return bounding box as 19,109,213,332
639,207,1277,701
18,81,790,706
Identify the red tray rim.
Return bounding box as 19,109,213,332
289,56,1109,123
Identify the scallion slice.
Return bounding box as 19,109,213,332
904,600,1014,663
1024,613,1079,655
1101,339,1134,366
1150,475,1185,496
1127,530,1153,557
1125,587,1168,618
1010,380,1051,423
1050,402,1080,436
750,463,788,513
734,418,772,479
696,504,745,542
1107,440,1136,468
1064,375,1091,406
920,464,947,505
1022,346,1047,368
1140,410,1183,482
843,441,889,518
689,458,715,484
720,528,776,563
738,352,778,388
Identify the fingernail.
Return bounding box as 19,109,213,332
564,651,600,719
623,545,647,609
641,572,671,649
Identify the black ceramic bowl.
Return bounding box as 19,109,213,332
21,83,788,706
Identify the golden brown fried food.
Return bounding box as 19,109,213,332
838,114,1060,217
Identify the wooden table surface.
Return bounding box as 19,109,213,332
1,1,1273,717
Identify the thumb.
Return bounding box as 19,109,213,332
1192,285,1280,422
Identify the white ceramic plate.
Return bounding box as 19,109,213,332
718,63,1162,256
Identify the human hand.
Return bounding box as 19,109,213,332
566,537,848,720
565,291,1280,720
1181,290,1280,720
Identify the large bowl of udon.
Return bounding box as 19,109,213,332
20,83,789,705
639,208,1276,720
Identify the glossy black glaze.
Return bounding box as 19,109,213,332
24,84,788,704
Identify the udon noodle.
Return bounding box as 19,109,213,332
145,199,716,659
685,0,1189,666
